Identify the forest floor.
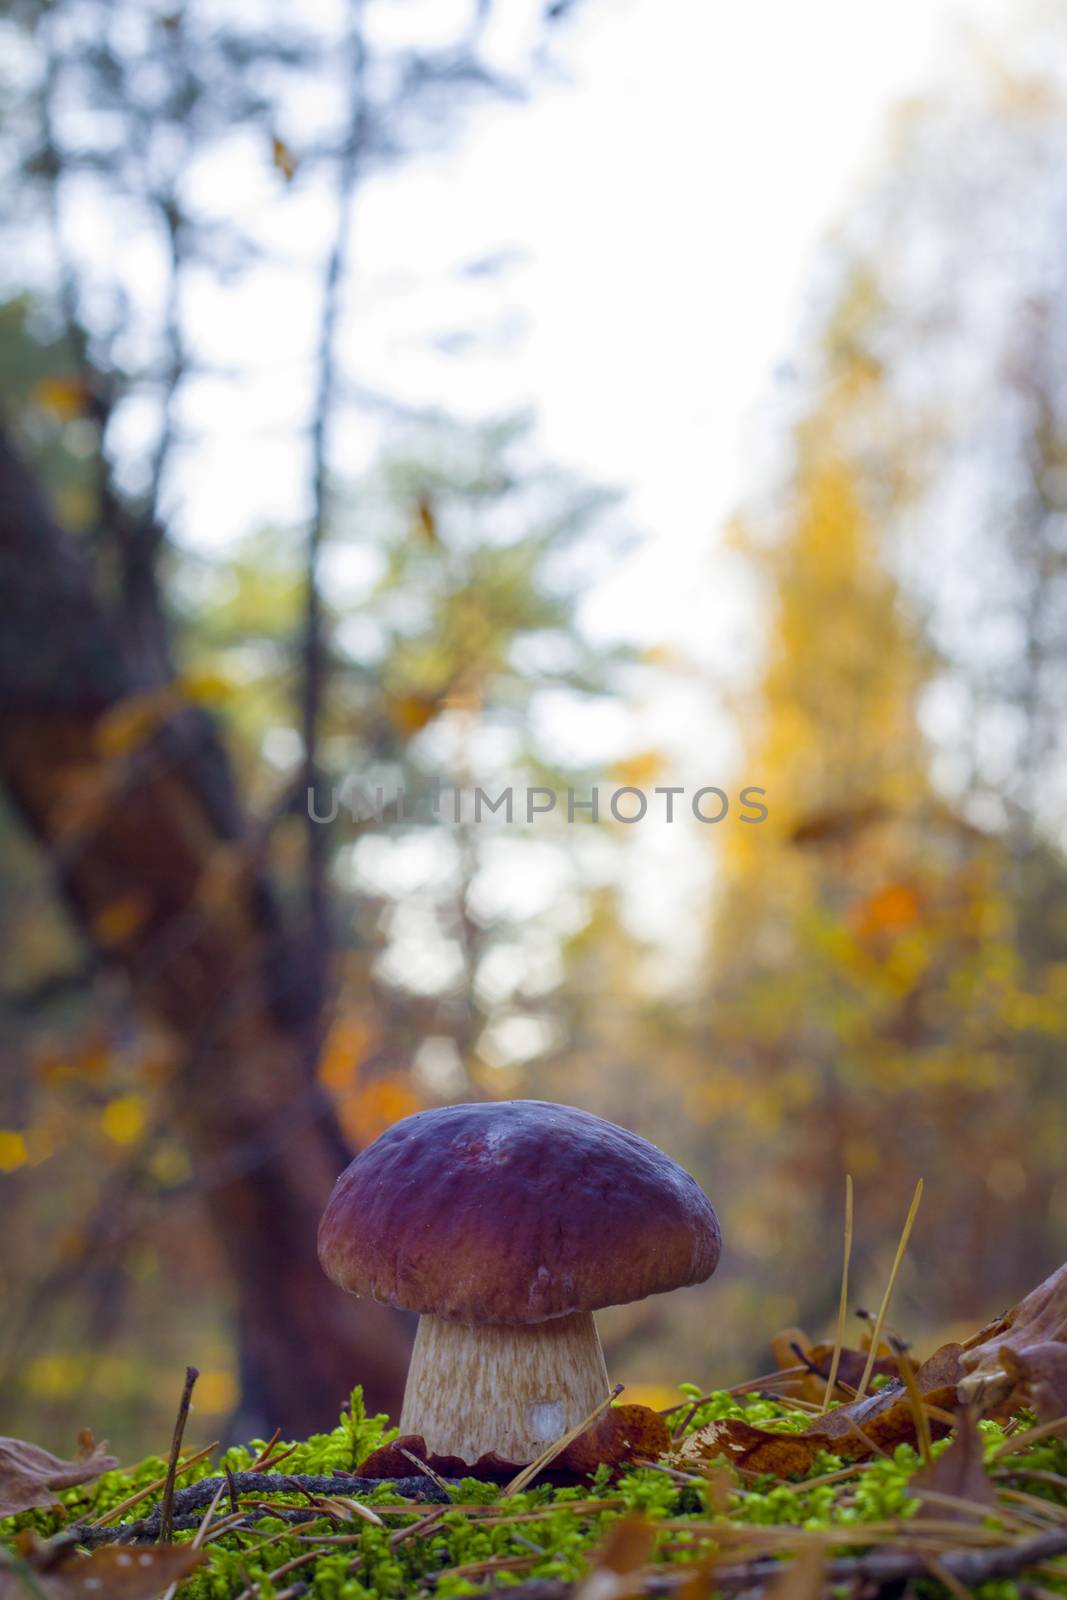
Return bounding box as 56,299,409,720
4,1374,1067,1600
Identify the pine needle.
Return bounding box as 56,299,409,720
994,1414,1067,1462
821,1173,854,1414
85,1439,218,1527
892,1338,933,1465
855,1178,923,1401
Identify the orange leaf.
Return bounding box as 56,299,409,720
271,136,298,182
851,881,922,940
32,376,91,422
561,1405,671,1476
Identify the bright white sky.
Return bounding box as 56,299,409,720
150,0,1016,980
172,0,1011,659
163,0,1014,736
77,0,1015,989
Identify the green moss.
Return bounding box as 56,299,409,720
4,1387,1065,1599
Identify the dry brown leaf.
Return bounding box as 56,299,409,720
0,1434,118,1517
673,1345,963,1479
561,1405,671,1477
908,1408,995,1519
771,1328,812,1370
674,1417,827,1479
359,1406,670,1485
775,1339,898,1404
959,1259,1067,1407
998,1342,1067,1425
769,1329,820,1401
806,1342,897,1390
0,1534,203,1599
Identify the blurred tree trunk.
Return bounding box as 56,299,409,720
0,427,411,1437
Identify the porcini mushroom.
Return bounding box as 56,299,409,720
317,1099,720,1464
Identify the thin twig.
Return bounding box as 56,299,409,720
158,1366,199,1543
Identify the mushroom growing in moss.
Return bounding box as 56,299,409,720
317,1099,720,1464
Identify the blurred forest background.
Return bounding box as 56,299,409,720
2,0,1067,1458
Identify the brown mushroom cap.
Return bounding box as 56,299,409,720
318,1100,721,1323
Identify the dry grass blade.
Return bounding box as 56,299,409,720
191,1481,227,1549
822,1174,854,1414
505,1384,624,1497
995,1489,1067,1529
388,1503,454,1550
201,1510,261,1545
248,1431,281,1471
320,1495,385,1527
912,1488,1031,1532
432,1552,540,1582
892,1339,933,1465
993,1415,1067,1461
855,1178,923,1400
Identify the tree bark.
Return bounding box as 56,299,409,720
0,428,411,1437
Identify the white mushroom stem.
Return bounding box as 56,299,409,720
398,1310,610,1463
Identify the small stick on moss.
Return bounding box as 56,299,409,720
224,1463,240,1515
158,1365,199,1544
821,1173,854,1414
855,1178,923,1401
